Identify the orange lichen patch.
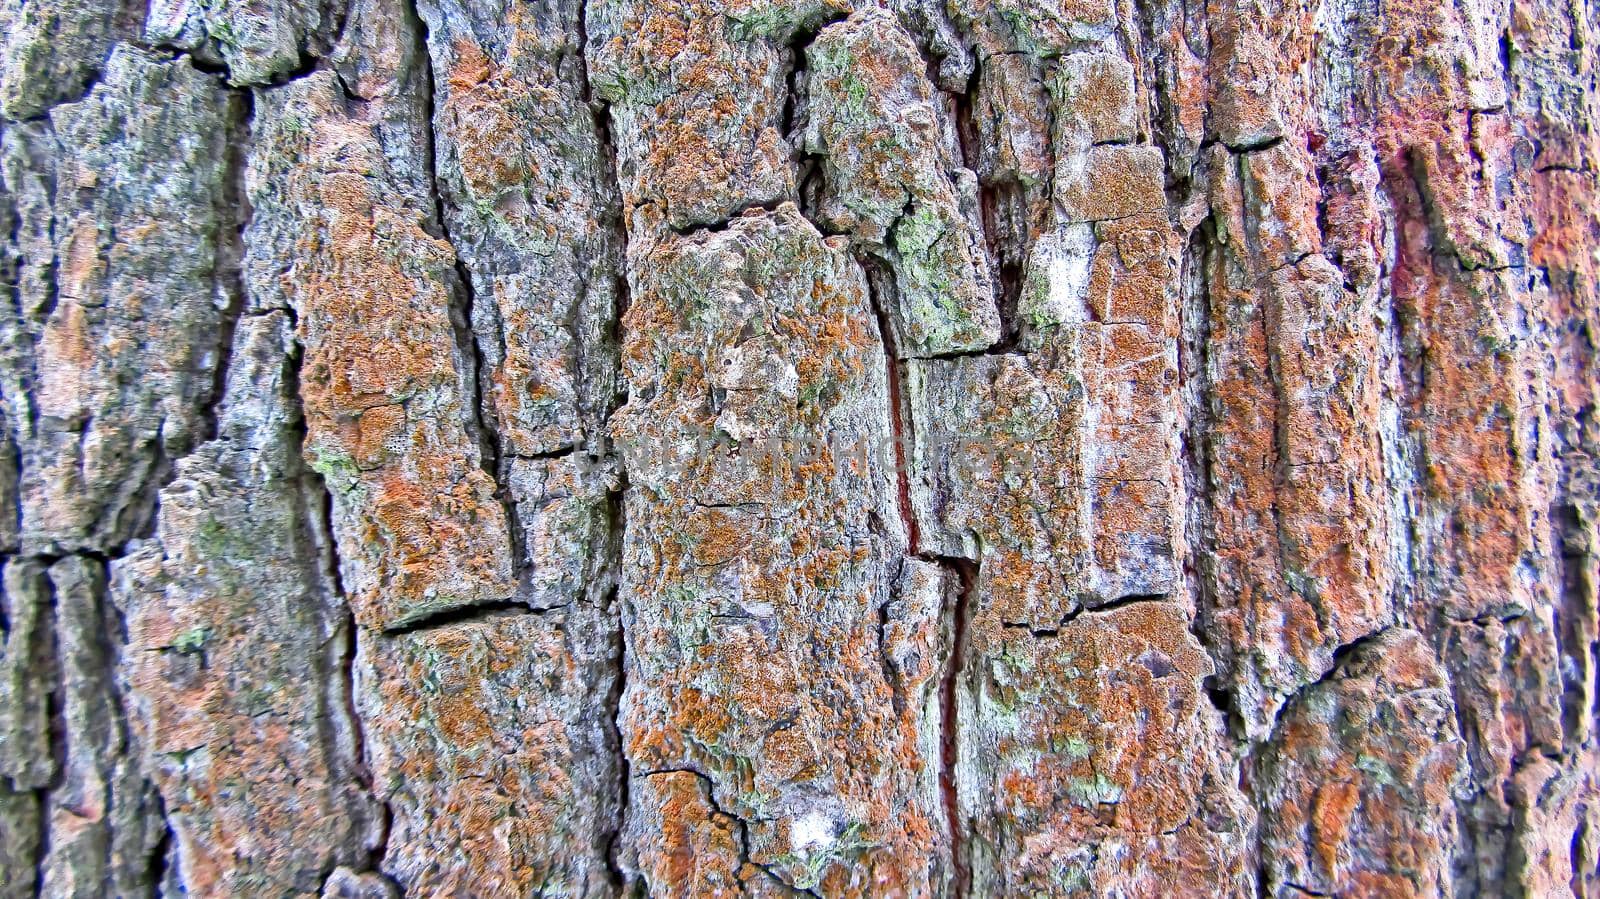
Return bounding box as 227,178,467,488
1385,156,1534,621
35,297,94,417
1058,145,1166,223
1330,0,1545,642
1207,17,1286,148
56,215,103,305
1529,169,1600,281
354,404,405,466
1240,139,1324,265
1086,234,1170,332
446,38,491,91
1052,52,1135,145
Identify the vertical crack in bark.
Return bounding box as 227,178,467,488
33,566,63,895
148,791,176,895
93,550,161,890
201,87,254,448
859,243,974,893
1385,149,1427,626
860,262,921,553
580,0,635,886
1179,216,1244,733
281,255,389,883
937,554,975,899
949,62,1024,349
601,579,631,890
1551,500,1593,752
108,72,259,556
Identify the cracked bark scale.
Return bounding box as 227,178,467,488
0,0,1595,894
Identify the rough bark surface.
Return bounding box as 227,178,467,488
0,0,1596,895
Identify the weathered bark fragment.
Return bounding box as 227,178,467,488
245,38,514,632
112,313,381,895
0,560,53,792
3,46,236,556
1256,629,1465,898
960,602,1252,895
417,0,622,461
39,555,163,898
0,0,130,119
805,9,1000,357
587,0,847,230
611,204,947,894
357,607,619,894
1199,138,1392,738
145,0,345,86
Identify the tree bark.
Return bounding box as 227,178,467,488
0,0,1596,895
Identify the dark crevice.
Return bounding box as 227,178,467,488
1220,134,1286,155
582,1,635,887
148,792,177,895
949,65,981,174
283,307,389,880
338,611,373,787
1203,674,1237,719
934,554,975,899
858,259,920,553
639,767,820,897
857,179,973,894
1551,501,1595,751
777,7,849,145
601,592,631,891
1002,592,1170,637
601,477,633,890
877,562,903,716
33,565,64,896
669,197,794,238
1179,216,1244,736
1261,627,1390,747
951,62,1027,347
506,445,580,462
77,553,160,890
1571,807,1590,897
918,342,1023,362
199,87,255,447
380,599,558,637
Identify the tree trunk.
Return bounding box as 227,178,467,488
0,0,1596,894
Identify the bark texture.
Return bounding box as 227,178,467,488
0,0,1596,895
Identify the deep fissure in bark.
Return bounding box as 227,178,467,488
937,554,975,899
